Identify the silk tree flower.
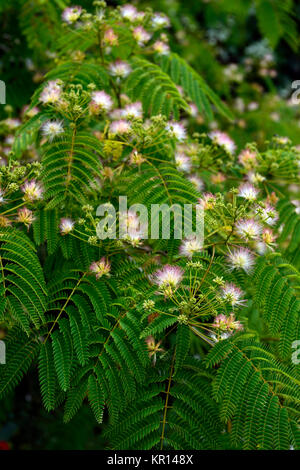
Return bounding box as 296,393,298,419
220,283,246,307
152,265,184,295
103,28,118,46
90,90,113,114
188,175,204,192
211,172,226,184
227,247,255,273
153,41,170,55
209,130,236,154
60,218,75,235
292,200,300,215
120,210,147,244
238,183,259,201
129,149,145,165
120,4,137,21
133,26,151,46
0,189,6,204
199,192,216,210
39,80,62,104
4,118,21,129
246,172,265,185
166,122,186,141
109,120,131,134
62,6,82,24
238,149,257,169
255,204,278,226
41,120,64,141
262,228,276,245
212,313,243,334
122,102,143,119
21,180,43,202
109,60,131,79
17,207,35,229
179,236,202,258
235,218,262,240
151,13,170,29
90,257,111,279
175,152,191,172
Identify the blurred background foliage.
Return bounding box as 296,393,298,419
0,0,300,449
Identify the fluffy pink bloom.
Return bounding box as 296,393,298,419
179,236,202,258
238,149,257,169
62,6,82,24
152,265,184,289
103,28,118,46
60,218,75,235
122,102,143,119
109,120,131,134
209,131,236,154
175,152,191,172
39,80,62,105
255,204,278,226
238,183,259,201
109,60,131,78
21,180,43,202
166,122,186,141
90,90,113,114
220,283,246,307
120,4,137,21
235,218,262,241
90,258,111,279
199,193,216,210
188,175,204,192
133,26,151,45
17,207,35,228
227,247,255,273
153,41,170,55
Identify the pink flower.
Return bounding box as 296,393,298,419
60,218,75,235
109,120,131,134
220,283,246,307
235,218,262,241
90,257,111,279
21,180,43,202
17,207,35,228
227,247,255,273
209,131,236,154
152,265,184,290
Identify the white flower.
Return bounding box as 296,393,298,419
175,152,191,172
60,218,75,235
153,265,184,289
21,180,43,202
209,130,236,154
120,4,137,21
90,90,113,113
133,26,151,46
62,6,82,24
109,120,131,134
238,183,259,201
90,258,111,279
166,122,186,141
153,41,170,55
179,236,202,258
221,283,246,307
4,118,21,129
0,189,6,204
235,218,262,240
41,120,64,141
39,80,62,104
255,204,278,226
188,175,204,192
227,247,255,273
109,60,131,78
238,149,257,169
151,13,170,29
122,102,143,119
